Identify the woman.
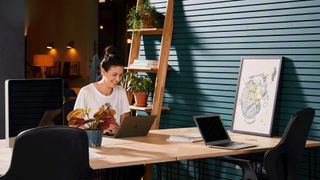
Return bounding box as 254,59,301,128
74,48,129,134
74,47,144,179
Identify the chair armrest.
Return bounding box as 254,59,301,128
216,157,258,180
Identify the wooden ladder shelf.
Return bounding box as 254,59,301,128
127,0,174,130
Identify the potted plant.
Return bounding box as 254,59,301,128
67,103,119,147
130,75,153,107
127,0,162,31
120,72,135,105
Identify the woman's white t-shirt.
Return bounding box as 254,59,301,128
74,83,130,124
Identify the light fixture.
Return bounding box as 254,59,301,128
33,54,55,78
46,42,54,49
66,41,74,49
127,38,132,44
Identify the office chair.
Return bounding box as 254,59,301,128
0,126,93,180
219,108,315,180
38,108,63,126
63,99,76,124
64,88,77,100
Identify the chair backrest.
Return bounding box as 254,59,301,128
264,108,315,180
64,88,77,100
1,126,92,180
63,99,76,124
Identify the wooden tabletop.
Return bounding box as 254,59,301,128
90,127,320,169
1,127,320,174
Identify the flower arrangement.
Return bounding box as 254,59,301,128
67,103,119,130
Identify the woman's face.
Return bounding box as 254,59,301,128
101,66,124,88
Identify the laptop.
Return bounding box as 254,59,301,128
193,114,256,150
107,115,156,138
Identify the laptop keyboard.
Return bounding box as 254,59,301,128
218,141,244,147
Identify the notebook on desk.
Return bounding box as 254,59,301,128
193,114,256,150
106,115,156,138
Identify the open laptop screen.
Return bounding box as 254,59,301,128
194,115,229,143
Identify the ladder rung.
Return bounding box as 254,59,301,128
127,28,163,35
130,105,170,112
126,59,159,73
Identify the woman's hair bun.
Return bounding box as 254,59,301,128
100,45,124,72
105,46,116,58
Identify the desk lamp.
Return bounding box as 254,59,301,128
33,54,55,78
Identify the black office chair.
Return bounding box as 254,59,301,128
0,126,93,180
219,108,315,180
63,99,76,124
64,88,77,100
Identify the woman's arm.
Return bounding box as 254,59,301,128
104,111,130,135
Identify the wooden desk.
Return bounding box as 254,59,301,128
1,127,320,175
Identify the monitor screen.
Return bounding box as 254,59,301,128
5,79,63,140
194,115,229,143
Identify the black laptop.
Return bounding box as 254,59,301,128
193,114,256,150
107,115,156,138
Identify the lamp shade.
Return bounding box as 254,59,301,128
66,41,74,49
33,55,55,67
46,42,54,49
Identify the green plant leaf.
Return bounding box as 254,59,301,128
126,0,162,31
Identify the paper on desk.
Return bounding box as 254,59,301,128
89,151,104,159
167,132,203,142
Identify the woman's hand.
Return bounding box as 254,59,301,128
104,124,119,135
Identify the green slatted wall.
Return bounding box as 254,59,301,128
140,0,320,179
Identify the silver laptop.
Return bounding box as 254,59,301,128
193,114,256,150
107,115,156,138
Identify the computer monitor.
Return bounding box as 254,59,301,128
5,78,63,147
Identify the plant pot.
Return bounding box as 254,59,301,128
126,91,134,105
85,129,103,148
140,12,154,28
133,91,149,107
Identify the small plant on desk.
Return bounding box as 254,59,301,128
67,103,119,130
67,103,119,147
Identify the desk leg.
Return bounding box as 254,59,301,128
144,164,153,180
199,159,205,180
177,161,180,180
308,148,319,180
156,164,162,180
194,160,197,180
187,160,190,178
316,148,318,179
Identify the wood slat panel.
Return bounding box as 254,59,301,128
146,0,320,179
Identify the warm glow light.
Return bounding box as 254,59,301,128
100,25,104,30
33,54,55,78
127,38,132,44
66,49,78,60
48,49,58,57
33,55,55,67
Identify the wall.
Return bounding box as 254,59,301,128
0,0,25,139
26,0,98,87
142,0,320,179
